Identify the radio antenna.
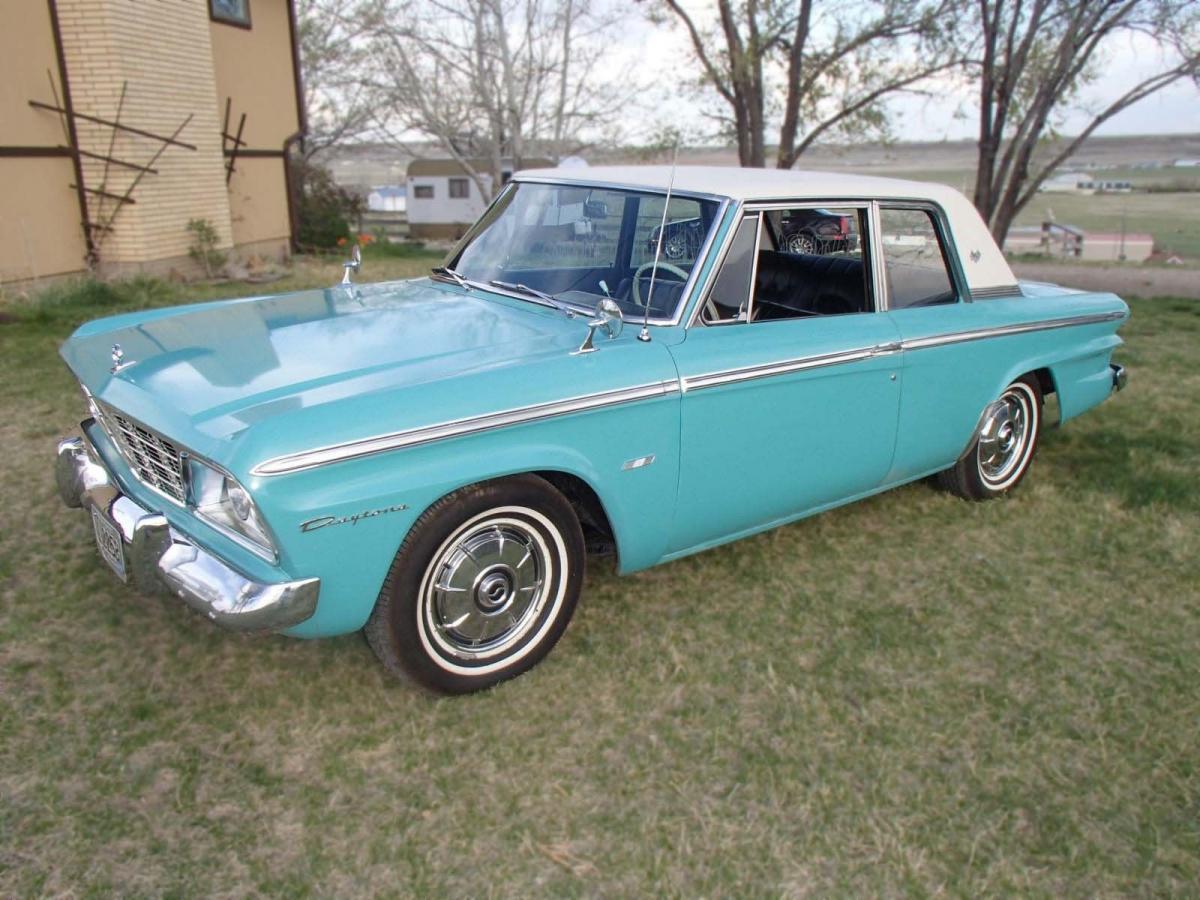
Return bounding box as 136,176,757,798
638,143,679,343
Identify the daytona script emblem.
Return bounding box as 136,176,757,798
300,503,409,533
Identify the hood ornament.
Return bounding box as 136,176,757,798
341,244,362,286
110,343,134,374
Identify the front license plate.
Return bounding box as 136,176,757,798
91,506,127,582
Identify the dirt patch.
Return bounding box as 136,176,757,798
1013,261,1200,299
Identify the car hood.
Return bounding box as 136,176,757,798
61,279,670,474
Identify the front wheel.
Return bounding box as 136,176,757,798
365,475,585,694
937,375,1043,501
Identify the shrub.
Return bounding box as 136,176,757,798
292,158,364,250
187,218,226,279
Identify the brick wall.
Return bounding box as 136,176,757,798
57,0,234,266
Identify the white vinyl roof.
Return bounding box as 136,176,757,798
514,165,1018,293
518,165,949,203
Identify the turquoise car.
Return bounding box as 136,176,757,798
55,167,1129,693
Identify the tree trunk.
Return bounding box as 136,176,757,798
776,0,814,169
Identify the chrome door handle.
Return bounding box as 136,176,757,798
873,341,902,355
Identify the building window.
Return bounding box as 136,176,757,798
449,178,470,199
413,185,434,199
210,0,252,27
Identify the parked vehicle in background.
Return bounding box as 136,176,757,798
55,166,1129,694
651,207,854,259
779,208,855,255
647,216,705,260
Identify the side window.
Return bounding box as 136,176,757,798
700,206,871,325
752,206,870,321
448,178,470,199
879,208,957,309
413,184,434,199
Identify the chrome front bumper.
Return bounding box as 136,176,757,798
55,425,318,632
1110,363,1127,393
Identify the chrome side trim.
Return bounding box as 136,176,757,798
253,380,682,476
900,311,1126,351
682,345,880,392
679,310,1125,394
970,284,1022,300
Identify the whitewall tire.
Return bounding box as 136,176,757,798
938,375,1043,501
365,475,584,694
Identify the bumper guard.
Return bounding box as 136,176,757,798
1110,363,1127,393
55,426,318,632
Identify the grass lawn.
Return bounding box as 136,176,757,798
1,260,1198,894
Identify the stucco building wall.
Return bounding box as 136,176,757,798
0,1,89,281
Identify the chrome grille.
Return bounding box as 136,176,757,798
97,404,187,503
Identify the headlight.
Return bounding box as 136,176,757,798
186,457,275,557
226,482,253,521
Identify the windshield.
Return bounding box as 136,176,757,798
447,181,722,322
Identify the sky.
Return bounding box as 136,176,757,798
620,14,1199,144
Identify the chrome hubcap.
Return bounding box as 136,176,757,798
978,390,1029,483
426,520,547,658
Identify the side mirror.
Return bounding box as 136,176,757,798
341,244,362,285
573,298,623,355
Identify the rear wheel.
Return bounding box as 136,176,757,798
365,475,584,694
938,375,1043,501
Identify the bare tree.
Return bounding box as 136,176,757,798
297,0,378,159
971,0,1199,243
365,0,636,200
657,0,963,168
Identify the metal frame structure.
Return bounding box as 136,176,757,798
221,97,248,183
28,74,196,263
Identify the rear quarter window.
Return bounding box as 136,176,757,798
879,207,957,309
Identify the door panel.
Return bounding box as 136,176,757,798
887,303,1014,480
667,314,903,554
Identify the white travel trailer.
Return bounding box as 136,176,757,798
406,158,553,240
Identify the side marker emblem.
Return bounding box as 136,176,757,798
622,455,656,471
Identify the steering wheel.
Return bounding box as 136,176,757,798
632,261,689,308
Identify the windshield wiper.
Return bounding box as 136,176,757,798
488,280,576,318
431,265,470,288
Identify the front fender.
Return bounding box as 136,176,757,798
256,393,681,638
